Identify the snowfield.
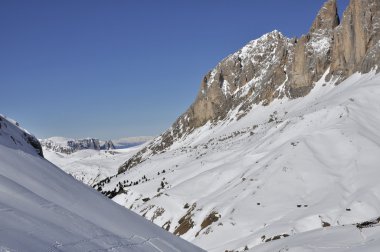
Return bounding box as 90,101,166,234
43,146,142,186
251,222,380,252
0,116,203,251
98,70,380,251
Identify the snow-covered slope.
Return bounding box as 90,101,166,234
98,71,380,251
251,219,380,252
0,116,203,251
43,146,142,186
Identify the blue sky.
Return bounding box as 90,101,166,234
0,0,349,139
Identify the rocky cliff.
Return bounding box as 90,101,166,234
119,0,380,173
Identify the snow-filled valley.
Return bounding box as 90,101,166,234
94,71,380,251
0,115,203,251
40,136,152,186
43,145,143,186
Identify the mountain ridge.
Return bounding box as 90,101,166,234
118,0,380,174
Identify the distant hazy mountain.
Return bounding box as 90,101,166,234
40,137,116,155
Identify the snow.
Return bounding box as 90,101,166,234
41,136,152,186
204,30,290,100
251,224,380,252
237,30,284,66
0,116,203,251
43,147,141,186
221,80,230,96
309,35,331,55
0,115,41,157
309,36,331,54
99,71,380,251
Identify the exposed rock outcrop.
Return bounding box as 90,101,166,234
118,0,380,174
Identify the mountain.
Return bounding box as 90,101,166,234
40,137,115,155
0,115,203,251
118,0,380,174
96,0,380,251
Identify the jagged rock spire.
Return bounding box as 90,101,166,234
310,0,340,34
288,0,340,98
331,0,380,76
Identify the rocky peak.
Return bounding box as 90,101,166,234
192,30,290,126
310,0,340,34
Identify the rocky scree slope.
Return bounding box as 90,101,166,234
118,0,380,174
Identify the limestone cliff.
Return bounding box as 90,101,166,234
330,0,380,76
118,0,380,174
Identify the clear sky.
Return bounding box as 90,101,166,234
0,0,350,140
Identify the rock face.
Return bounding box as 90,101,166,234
41,137,115,154
288,0,339,97
330,0,380,76
119,0,380,173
